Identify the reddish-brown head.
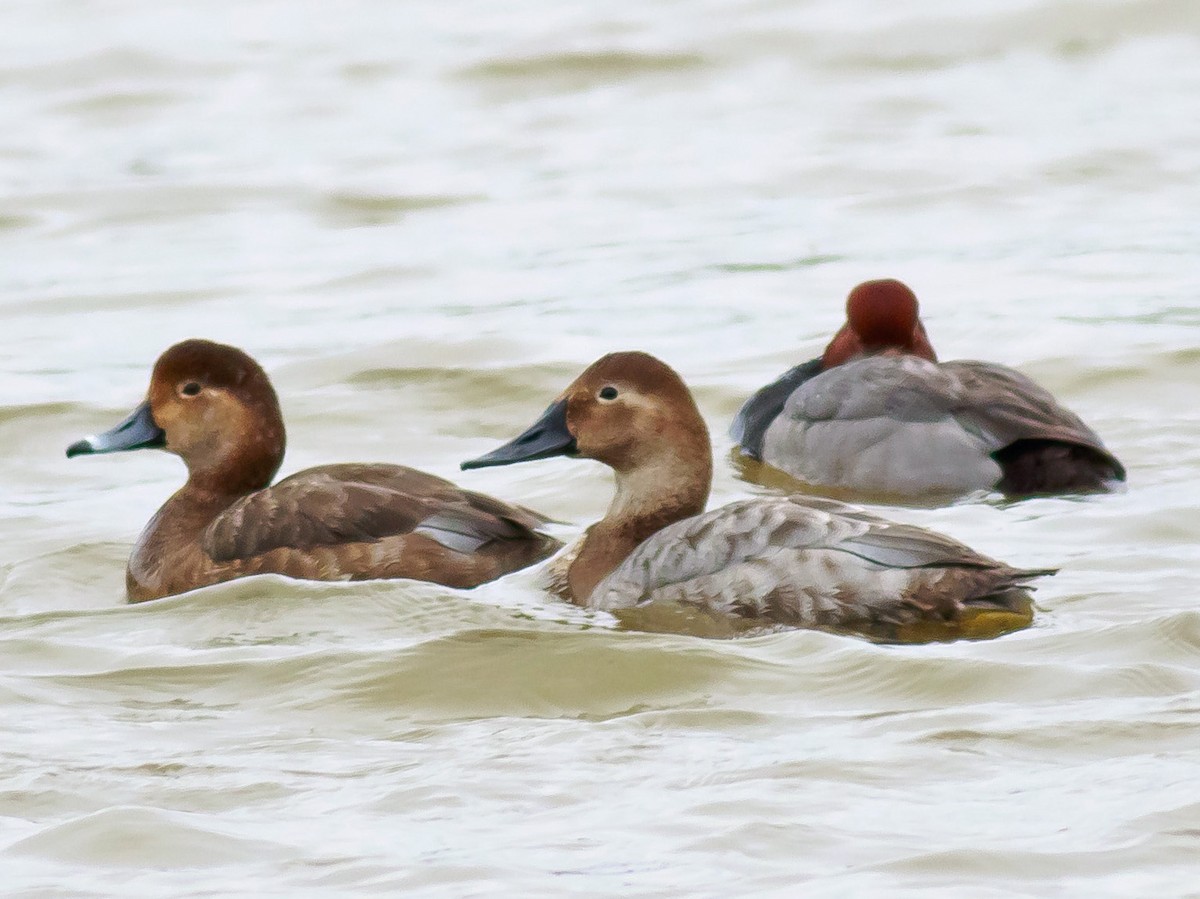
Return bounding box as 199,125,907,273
146,340,286,494
461,351,713,603
821,279,938,369
67,339,286,495
559,352,709,474
463,351,711,479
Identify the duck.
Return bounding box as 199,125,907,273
731,279,1125,499
66,339,561,602
461,351,1052,640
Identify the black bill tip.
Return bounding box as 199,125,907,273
461,398,576,470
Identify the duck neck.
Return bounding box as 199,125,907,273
141,474,248,549
568,449,712,605
184,456,279,500
127,485,236,596
132,445,281,568
182,414,285,499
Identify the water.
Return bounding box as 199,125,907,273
2,0,1199,894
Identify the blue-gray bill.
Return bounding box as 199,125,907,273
66,401,166,458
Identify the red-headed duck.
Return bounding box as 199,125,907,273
462,351,1052,640
67,339,561,602
732,279,1125,499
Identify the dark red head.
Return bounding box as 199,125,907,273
820,279,938,369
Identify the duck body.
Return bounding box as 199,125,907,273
463,350,1050,640
587,493,1046,637
124,462,558,602
69,340,560,602
732,280,1124,499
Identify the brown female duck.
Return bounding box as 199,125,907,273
463,351,1052,640
67,339,560,602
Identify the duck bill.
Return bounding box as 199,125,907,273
66,401,166,458
461,398,576,470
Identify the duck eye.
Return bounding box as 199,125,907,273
180,382,202,397
598,386,619,401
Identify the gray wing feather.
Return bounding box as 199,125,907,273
589,495,1033,627
786,356,961,424
783,356,1110,453
942,360,1112,453
591,496,880,605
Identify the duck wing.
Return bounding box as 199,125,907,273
203,463,556,562
730,358,823,458
758,357,1004,495
591,495,1051,633
942,361,1125,490
758,356,1122,496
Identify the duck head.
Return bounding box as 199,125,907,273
462,351,711,481
821,279,938,368
463,351,713,602
67,339,286,496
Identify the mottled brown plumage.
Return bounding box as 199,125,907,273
68,339,560,602
463,351,1051,640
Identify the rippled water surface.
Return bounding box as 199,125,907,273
3,0,1199,895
